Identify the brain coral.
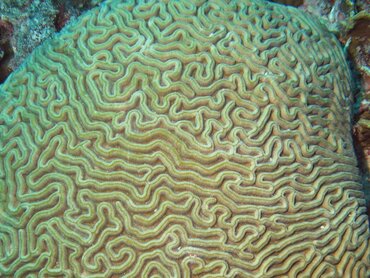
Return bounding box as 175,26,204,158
0,0,369,277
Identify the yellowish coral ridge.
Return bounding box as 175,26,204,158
0,0,369,277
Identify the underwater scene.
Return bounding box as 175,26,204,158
0,0,369,277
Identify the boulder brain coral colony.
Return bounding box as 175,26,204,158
0,0,369,277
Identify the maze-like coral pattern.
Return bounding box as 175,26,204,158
0,0,369,277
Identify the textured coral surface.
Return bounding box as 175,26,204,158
0,0,369,277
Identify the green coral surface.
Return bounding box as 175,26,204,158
0,0,369,277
